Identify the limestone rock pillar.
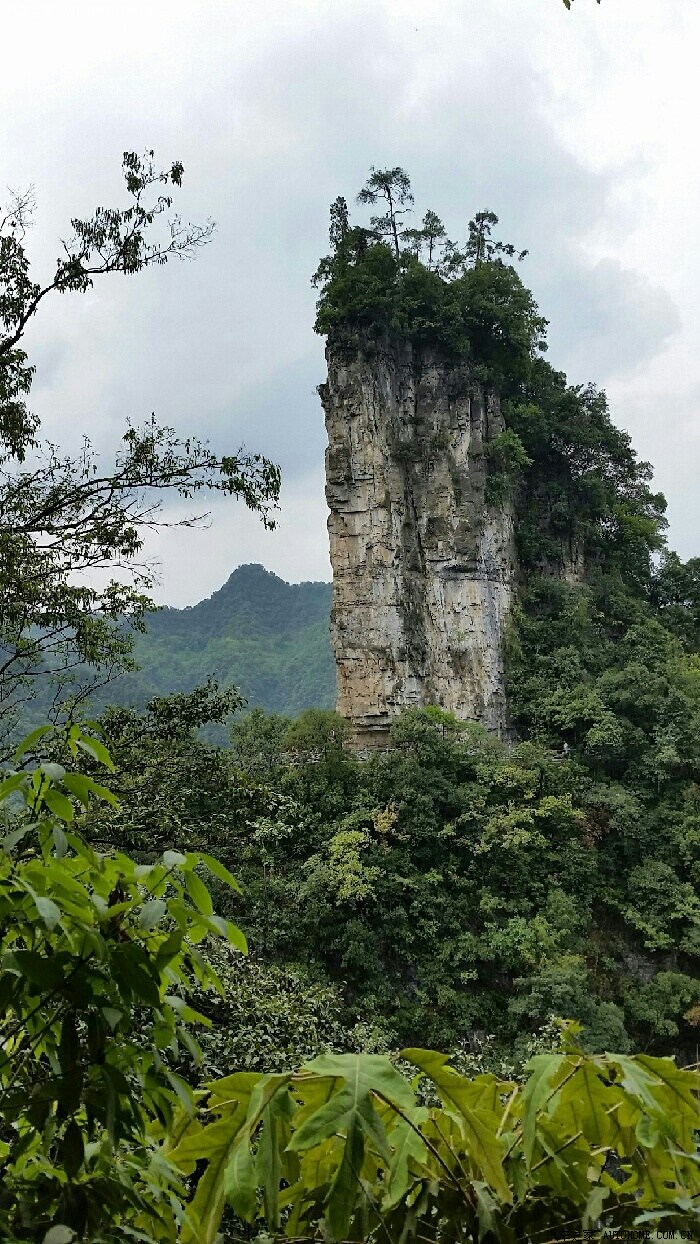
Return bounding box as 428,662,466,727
321,336,517,744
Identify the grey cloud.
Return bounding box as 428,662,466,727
613,382,700,563
159,348,329,478
542,256,681,384
3,0,692,598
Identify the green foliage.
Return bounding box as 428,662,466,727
356,166,414,258
189,945,392,1079
505,360,667,584
172,1036,700,1242
6,725,693,1243
484,427,532,504
652,550,700,651
464,208,528,268
132,701,700,1061
313,169,546,382
66,564,336,730
0,723,244,1242
401,208,447,269
313,233,400,342
0,156,280,739
456,260,548,390
74,683,245,862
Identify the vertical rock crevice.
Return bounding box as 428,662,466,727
322,335,517,744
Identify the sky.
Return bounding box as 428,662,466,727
2,0,698,606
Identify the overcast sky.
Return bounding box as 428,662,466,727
3,0,698,605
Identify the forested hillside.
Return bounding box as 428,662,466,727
102,563,335,718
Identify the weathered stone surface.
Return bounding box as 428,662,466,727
321,336,517,743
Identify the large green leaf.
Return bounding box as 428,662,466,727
206,1070,263,1110
13,725,52,761
402,1048,511,1202
290,1054,413,1160
519,1052,570,1167
288,1054,415,1241
383,1105,429,1211
139,899,167,931
43,788,74,823
184,870,214,916
612,1055,700,1153
224,1135,257,1222
179,1112,246,1244
256,1081,296,1228
553,1060,623,1148
195,852,242,893
191,1073,293,1235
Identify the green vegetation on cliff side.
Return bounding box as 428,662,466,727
203,167,700,1058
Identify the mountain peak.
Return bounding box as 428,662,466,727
102,563,336,719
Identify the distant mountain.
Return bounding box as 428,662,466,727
102,564,336,718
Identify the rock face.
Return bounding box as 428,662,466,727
320,336,517,744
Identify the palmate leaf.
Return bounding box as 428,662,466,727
551,1059,624,1148
383,1105,429,1211
177,1072,294,1239
291,1053,415,1154
612,1054,700,1152
292,1071,338,1128
169,1075,262,1240
402,1048,512,1202
518,1052,570,1166
624,1054,698,1112
611,1053,672,1111
531,1117,597,1201
288,1053,415,1240
187,1049,700,1241
206,1069,263,1111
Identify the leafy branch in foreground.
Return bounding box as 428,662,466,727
0,723,245,1242
175,1039,700,1243
0,417,280,737
0,151,280,736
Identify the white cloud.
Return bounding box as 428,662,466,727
544,256,681,384
140,468,332,608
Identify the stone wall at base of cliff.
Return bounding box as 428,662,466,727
320,335,517,743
